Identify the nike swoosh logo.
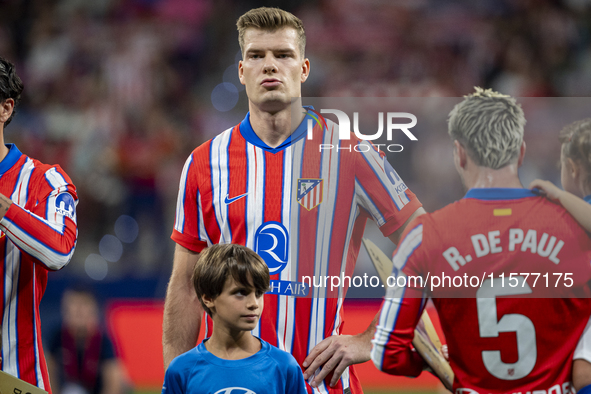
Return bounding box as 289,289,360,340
224,193,249,204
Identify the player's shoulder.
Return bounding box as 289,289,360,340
531,194,591,235
25,156,76,191
425,199,468,223
13,151,68,178
36,161,71,179
399,199,470,244
188,125,240,163
399,201,454,229
420,191,585,235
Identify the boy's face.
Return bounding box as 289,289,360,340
204,275,264,332
560,149,581,197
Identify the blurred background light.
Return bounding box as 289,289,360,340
211,82,240,112
84,254,109,281
223,64,244,92
115,215,140,243
99,234,123,263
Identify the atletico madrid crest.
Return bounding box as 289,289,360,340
297,178,323,211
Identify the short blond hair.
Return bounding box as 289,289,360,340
237,7,306,57
448,87,526,169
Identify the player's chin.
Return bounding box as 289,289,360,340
240,316,260,328
258,95,290,111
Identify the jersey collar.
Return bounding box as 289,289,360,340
0,144,22,176
198,337,269,367
464,188,539,200
585,194,591,204
239,106,316,153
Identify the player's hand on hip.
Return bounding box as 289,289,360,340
302,334,371,388
529,179,564,201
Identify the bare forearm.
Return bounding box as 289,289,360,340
361,313,378,342
573,359,591,391
529,179,591,232
354,313,378,363
163,245,203,369
162,281,202,368
557,191,591,232
303,311,378,387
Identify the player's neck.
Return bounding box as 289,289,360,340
205,327,261,360
248,102,305,148
464,163,523,189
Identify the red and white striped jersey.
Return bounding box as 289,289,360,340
372,188,591,393
172,110,422,393
0,144,78,394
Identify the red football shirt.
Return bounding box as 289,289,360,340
0,144,78,393
172,110,422,393
372,188,591,394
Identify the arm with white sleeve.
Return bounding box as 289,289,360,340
371,222,429,377
0,165,78,270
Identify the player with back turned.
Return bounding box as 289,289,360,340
0,57,78,393
371,88,591,393
163,7,425,393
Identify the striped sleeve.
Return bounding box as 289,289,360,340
171,152,209,252
354,141,422,236
574,313,591,362
0,165,78,271
371,223,427,376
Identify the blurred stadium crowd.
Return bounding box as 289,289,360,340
1,0,591,285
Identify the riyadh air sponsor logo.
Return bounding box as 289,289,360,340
54,193,75,219
297,178,323,211
214,388,257,394
255,222,288,274
224,192,249,204
267,279,309,296
303,108,417,152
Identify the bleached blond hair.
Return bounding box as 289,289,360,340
448,87,526,169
